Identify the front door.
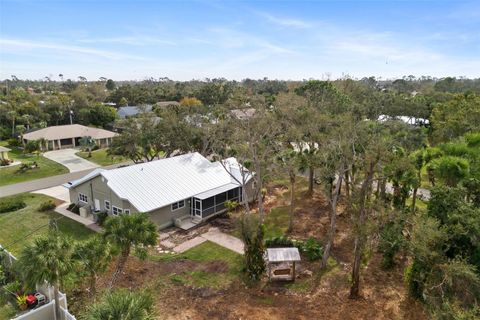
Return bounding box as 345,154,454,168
193,198,202,218
94,199,101,211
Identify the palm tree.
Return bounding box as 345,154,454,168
74,236,111,297
103,213,158,288
79,136,96,157
83,289,154,320
18,230,76,320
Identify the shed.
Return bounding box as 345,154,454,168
265,248,301,281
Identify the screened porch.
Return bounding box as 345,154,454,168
192,184,243,219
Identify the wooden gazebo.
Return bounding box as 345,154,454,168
265,247,301,281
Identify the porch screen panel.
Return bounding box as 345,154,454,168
202,196,215,217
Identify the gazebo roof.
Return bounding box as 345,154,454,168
266,248,301,262
0,146,11,152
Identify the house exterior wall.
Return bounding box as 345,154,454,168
148,199,191,229
69,175,133,216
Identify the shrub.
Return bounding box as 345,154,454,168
0,197,26,213
96,211,108,226
265,236,295,248
7,138,21,148
379,220,405,269
297,237,323,261
38,200,56,212
24,140,40,153
92,144,100,151
239,215,266,282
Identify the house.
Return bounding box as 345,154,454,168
23,124,118,150
117,105,153,119
64,152,254,230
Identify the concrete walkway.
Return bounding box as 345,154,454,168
172,227,244,254
44,148,98,172
201,227,244,254
32,185,70,202
173,236,207,253
55,203,103,233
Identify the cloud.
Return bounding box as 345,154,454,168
257,12,313,29
0,38,145,60
77,36,176,46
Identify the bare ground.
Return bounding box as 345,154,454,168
69,182,428,319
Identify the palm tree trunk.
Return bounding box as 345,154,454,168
53,282,61,320
288,173,296,233
350,161,375,299
109,249,129,289
307,166,314,196
321,169,344,269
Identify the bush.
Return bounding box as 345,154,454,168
96,211,108,226
92,144,100,151
38,200,56,212
297,237,323,261
24,140,40,153
379,220,405,269
0,197,26,213
265,236,295,248
7,138,21,148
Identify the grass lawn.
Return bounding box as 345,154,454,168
0,193,94,256
151,241,242,289
0,147,68,187
264,206,290,238
76,148,127,166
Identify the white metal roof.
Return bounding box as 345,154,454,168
194,183,239,200
68,153,251,213
0,146,11,152
266,248,301,262
63,168,106,188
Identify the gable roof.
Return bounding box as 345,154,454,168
117,105,153,119
66,153,251,212
0,146,11,152
23,124,117,141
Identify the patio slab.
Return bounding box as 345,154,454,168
173,236,207,253
201,227,244,254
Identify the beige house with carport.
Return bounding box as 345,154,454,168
23,124,117,150
64,152,254,230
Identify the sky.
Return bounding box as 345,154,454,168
0,0,479,81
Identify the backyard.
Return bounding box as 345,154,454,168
0,193,94,255
0,143,69,187
67,177,427,319
75,148,127,166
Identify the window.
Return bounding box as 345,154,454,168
171,200,185,211
105,200,110,211
78,193,88,203
124,209,130,215
112,206,123,216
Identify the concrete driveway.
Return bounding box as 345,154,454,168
43,148,99,173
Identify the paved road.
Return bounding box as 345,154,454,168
0,161,132,198
44,148,98,172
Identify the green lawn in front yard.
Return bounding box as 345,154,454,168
0,193,94,255
150,241,242,289
75,148,127,166
0,147,69,187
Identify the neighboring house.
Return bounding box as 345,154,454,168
0,146,10,160
117,105,153,119
117,101,179,119
23,124,118,150
64,152,254,230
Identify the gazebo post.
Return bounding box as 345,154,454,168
292,261,296,281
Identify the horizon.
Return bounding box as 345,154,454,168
1,0,480,81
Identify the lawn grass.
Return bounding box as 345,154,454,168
0,147,68,187
264,205,290,238
150,241,242,289
76,148,126,166
0,193,94,255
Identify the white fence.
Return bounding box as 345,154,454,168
0,245,76,320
